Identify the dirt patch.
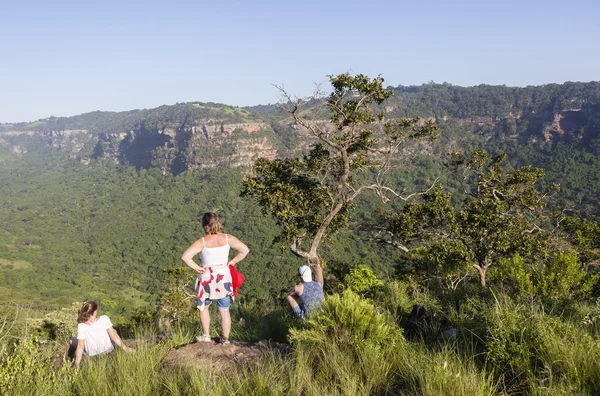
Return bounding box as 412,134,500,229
163,339,290,371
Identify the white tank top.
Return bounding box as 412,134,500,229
199,235,230,267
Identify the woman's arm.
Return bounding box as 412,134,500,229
227,235,250,266
74,339,85,367
181,239,205,273
107,327,136,353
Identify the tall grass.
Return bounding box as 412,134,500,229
70,340,166,395
229,302,293,343
484,296,600,394
165,301,293,346
169,320,201,347
287,290,498,395
390,343,500,396
1,293,598,395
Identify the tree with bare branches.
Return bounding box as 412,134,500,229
242,73,439,286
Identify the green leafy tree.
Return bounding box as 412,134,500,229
242,73,439,285
383,150,553,287
553,213,600,268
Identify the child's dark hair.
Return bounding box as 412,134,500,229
77,301,98,323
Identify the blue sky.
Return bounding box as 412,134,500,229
1,0,598,123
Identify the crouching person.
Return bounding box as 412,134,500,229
287,265,324,319
71,301,135,367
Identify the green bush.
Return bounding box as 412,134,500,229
290,290,402,350
288,290,403,395
539,251,597,300
581,297,600,337
0,337,75,394
492,254,535,299
492,251,597,302
373,279,442,326
343,264,384,298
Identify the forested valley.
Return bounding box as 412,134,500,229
1,76,599,395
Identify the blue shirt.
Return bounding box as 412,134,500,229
299,281,324,314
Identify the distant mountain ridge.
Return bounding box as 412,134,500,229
0,102,293,173
2,81,600,174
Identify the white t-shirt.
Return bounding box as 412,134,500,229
77,315,114,356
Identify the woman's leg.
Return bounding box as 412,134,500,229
287,295,305,319
200,306,211,336
219,308,231,340
67,337,78,360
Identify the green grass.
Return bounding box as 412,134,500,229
0,258,31,269
1,292,599,395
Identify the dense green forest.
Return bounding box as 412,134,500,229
2,80,600,318
0,102,257,134
0,143,397,321
1,76,600,395
387,81,600,118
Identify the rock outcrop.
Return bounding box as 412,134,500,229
0,120,290,174
2,99,599,174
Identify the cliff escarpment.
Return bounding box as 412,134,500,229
0,103,301,174
2,81,600,174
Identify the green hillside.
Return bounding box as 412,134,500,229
0,145,395,320
1,76,600,396
1,80,600,318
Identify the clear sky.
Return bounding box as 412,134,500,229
1,0,598,123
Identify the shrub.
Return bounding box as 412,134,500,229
539,251,597,300
0,336,75,394
34,303,79,341
343,264,384,298
581,297,600,337
288,290,403,394
492,251,597,302
290,290,402,350
374,279,442,327
492,254,535,299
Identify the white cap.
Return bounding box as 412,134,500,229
298,265,312,282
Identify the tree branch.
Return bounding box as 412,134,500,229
371,235,410,252
522,224,544,234
374,177,439,203
290,237,310,259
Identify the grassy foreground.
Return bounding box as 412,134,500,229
1,285,599,395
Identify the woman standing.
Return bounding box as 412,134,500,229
181,212,249,344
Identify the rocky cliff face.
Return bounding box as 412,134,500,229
512,104,600,152
0,120,289,174
2,93,600,174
